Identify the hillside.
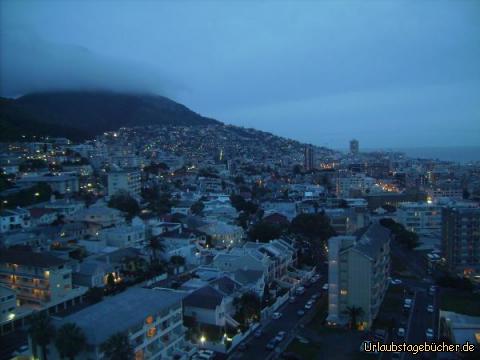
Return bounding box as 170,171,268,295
0,91,220,141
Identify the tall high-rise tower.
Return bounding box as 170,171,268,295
350,139,359,155
304,145,315,171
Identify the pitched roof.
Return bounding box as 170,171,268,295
183,285,224,310
233,269,264,285
353,222,391,260
209,276,241,296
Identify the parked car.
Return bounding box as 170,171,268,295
429,286,436,295
404,298,413,309
322,283,329,290
296,286,305,295
272,312,282,319
390,278,402,285
275,331,286,342
426,328,434,340
304,303,312,310
289,296,296,303
254,329,263,338
397,327,406,337
427,304,434,313
297,309,305,316
266,339,277,350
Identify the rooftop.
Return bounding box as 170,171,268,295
54,288,185,345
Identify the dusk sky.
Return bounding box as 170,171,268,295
1,0,479,149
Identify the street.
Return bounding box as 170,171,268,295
228,276,327,360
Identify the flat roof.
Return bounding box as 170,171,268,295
55,288,186,345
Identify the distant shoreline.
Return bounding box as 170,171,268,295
336,146,480,164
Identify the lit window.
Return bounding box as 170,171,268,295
147,327,156,338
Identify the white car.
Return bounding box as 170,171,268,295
390,278,402,285
397,327,406,337
322,283,329,290
426,328,434,340
272,312,282,319
275,331,286,342
304,303,312,310
427,304,434,313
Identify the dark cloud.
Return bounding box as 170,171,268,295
0,27,178,98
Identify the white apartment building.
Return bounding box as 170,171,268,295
17,173,80,194
327,223,390,330
40,288,191,360
0,208,30,233
336,174,376,197
0,249,85,309
108,168,141,197
99,218,146,249
396,202,441,234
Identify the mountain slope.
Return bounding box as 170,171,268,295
0,91,220,141
0,97,89,141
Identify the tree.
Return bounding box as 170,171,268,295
343,306,364,330
106,273,116,290
100,332,134,360
54,323,86,360
29,312,55,360
249,221,283,242
290,213,335,241
290,213,335,262
262,283,271,308
234,292,261,325
190,201,204,215
146,236,165,264
108,191,140,219
380,218,419,249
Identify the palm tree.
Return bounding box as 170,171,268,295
29,312,55,360
146,235,165,263
54,323,86,360
100,332,134,360
343,306,364,330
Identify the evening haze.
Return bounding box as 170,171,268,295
1,0,479,149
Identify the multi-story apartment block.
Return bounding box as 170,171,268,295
99,219,146,249
0,249,84,308
40,288,190,360
442,206,480,275
396,202,441,235
0,208,30,233
336,174,376,198
0,285,16,323
327,223,390,330
108,167,141,197
17,173,80,194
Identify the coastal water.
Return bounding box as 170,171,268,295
394,147,480,164
359,146,480,164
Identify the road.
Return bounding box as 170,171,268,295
228,276,327,360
